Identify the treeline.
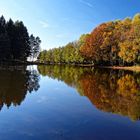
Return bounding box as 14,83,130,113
0,15,41,62
38,41,85,64
39,13,140,66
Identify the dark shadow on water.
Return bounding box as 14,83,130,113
0,65,40,110
38,65,140,121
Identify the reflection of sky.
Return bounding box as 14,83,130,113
0,75,140,139
37,96,47,103
0,0,140,50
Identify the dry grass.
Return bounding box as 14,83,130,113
104,66,140,72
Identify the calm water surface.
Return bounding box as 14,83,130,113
0,65,140,140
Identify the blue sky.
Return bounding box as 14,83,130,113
0,0,140,50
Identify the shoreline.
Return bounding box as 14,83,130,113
1,61,140,72
25,62,140,72
99,66,140,72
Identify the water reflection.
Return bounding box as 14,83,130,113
0,66,40,110
38,65,140,121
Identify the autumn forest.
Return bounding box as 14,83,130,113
39,13,140,66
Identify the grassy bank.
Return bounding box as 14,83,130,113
100,66,140,72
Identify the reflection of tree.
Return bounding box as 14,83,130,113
38,65,140,121
27,70,40,93
38,65,88,89
79,71,140,121
117,75,138,96
0,67,40,110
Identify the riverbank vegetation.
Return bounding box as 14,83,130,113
0,15,41,63
38,13,140,66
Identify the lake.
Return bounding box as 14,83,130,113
0,65,140,140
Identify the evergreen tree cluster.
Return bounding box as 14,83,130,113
0,15,41,62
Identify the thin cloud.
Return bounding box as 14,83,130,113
37,96,47,103
39,20,49,28
79,0,94,8
56,34,64,38
61,17,71,22
9,0,25,11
